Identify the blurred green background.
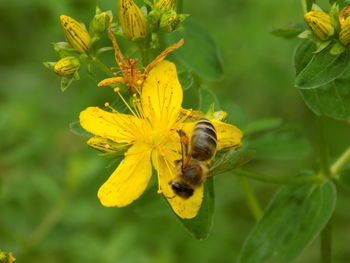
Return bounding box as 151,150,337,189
1,0,350,262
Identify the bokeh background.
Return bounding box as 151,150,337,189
1,0,350,262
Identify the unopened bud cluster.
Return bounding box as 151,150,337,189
118,0,188,39
303,4,350,48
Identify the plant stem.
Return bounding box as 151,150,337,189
234,169,322,184
138,42,150,67
91,56,114,76
28,196,69,248
178,0,183,13
316,116,331,179
321,220,332,263
331,145,350,175
238,176,262,220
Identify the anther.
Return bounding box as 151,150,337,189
114,87,120,92
157,189,163,194
104,102,110,107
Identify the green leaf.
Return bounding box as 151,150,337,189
295,44,350,89
329,0,350,8
69,121,92,137
177,177,215,240
238,180,336,263
244,118,283,135
306,0,316,11
209,149,256,176
247,126,312,160
178,71,194,90
300,79,350,121
52,42,75,58
271,27,304,39
337,169,350,191
294,39,315,75
60,76,74,92
164,19,224,81
42,62,56,70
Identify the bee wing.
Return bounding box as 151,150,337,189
207,149,255,177
177,129,192,168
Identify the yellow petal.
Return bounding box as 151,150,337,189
79,107,143,143
98,143,152,207
181,120,243,151
141,60,183,129
212,120,243,150
153,149,203,219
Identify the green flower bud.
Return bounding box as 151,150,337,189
54,56,80,77
304,11,335,41
160,10,187,32
118,0,148,40
155,0,176,11
60,15,91,53
147,10,162,31
89,9,112,36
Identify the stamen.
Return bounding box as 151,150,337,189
115,90,138,118
104,102,117,113
154,151,163,194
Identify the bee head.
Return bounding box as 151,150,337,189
169,180,194,199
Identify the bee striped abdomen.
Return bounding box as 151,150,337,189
191,118,217,161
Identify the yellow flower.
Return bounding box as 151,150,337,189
54,56,80,77
155,0,176,11
304,11,334,41
118,0,148,40
60,15,91,53
79,60,242,218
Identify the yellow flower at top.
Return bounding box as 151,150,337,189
79,60,242,218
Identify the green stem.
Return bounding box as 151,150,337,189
91,56,114,76
234,169,322,184
138,43,150,67
178,0,183,13
301,0,307,14
316,116,331,179
28,196,69,248
238,176,262,220
331,145,350,175
321,220,332,263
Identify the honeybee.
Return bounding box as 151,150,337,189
169,118,217,199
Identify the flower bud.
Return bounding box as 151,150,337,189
339,6,350,46
87,136,128,155
60,15,91,53
304,11,334,41
54,56,80,77
118,0,148,40
160,10,187,32
155,0,176,11
0,250,15,263
89,10,112,36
